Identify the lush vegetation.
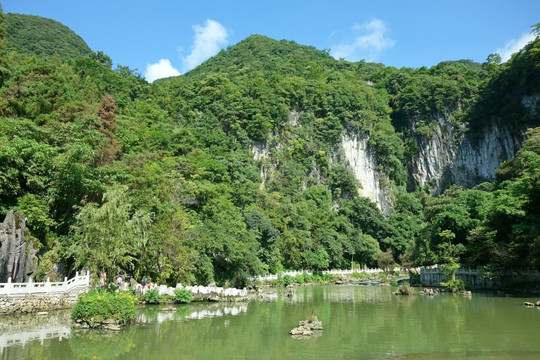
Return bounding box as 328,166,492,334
142,289,162,304
0,9,539,289
4,13,93,61
71,290,136,326
174,288,194,303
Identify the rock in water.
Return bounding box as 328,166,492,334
0,211,38,282
289,320,323,339
161,306,177,312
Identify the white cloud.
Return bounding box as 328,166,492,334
496,32,535,62
330,19,395,62
181,19,228,72
144,59,181,83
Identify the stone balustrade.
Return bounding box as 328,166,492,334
252,267,414,281
0,272,91,316
420,266,540,288
0,271,90,296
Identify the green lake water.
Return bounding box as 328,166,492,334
2,285,540,359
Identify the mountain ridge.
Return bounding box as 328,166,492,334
0,11,539,286
4,13,93,60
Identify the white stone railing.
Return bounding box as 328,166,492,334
0,271,90,296
252,267,413,281
420,266,540,288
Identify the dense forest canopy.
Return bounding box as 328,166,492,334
4,13,93,61
0,10,539,287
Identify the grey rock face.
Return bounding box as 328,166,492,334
453,126,523,188
339,130,393,216
410,116,526,194
0,211,38,282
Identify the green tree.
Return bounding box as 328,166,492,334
0,4,6,63
374,249,395,273
531,22,540,38
16,194,55,246
68,186,151,278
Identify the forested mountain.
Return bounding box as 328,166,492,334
3,13,93,61
0,10,538,286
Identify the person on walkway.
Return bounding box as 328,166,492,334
99,269,106,288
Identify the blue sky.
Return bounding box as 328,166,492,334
2,1,539,82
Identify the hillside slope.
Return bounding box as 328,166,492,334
4,13,93,60
0,12,538,286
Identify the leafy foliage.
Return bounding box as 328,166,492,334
174,288,194,303
4,13,93,60
142,289,162,304
71,289,136,325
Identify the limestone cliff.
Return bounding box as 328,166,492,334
409,112,531,195
339,130,392,215
0,211,39,282
409,116,458,194
251,123,392,215
251,100,536,214
452,125,524,188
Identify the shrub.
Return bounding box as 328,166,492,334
441,279,465,293
322,273,333,282
276,274,294,286
311,273,322,283
283,274,294,286
174,288,194,303
409,272,420,285
303,273,313,283
142,289,162,304
352,271,371,280
390,279,398,286
71,289,136,326
396,282,415,295
295,273,305,285
307,308,318,322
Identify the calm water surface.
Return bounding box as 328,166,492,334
2,285,540,359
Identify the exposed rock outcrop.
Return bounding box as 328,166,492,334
453,125,523,188
409,115,527,194
339,130,392,216
0,211,38,283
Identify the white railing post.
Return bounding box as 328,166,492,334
7,277,12,296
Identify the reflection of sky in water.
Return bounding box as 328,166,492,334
138,303,249,324
0,303,250,351
285,285,391,304
185,304,248,320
